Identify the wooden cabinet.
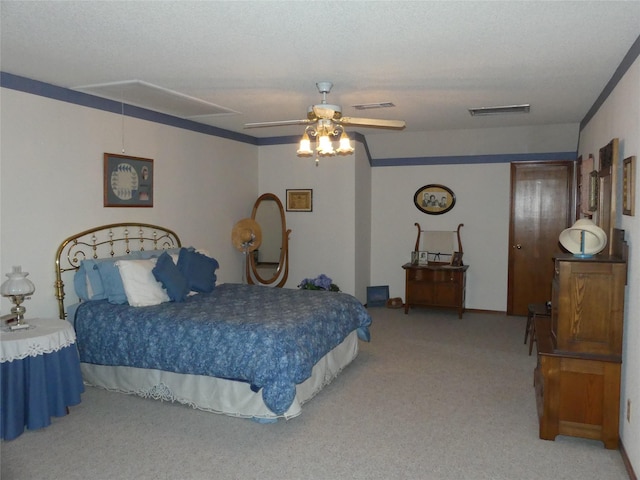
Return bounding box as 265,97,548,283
552,256,625,356
402,263,468,318
535,254,626,449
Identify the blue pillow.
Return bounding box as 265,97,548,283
81,259,107,300
152,252,189,302
73,263,91,301
77,252,169,304
95,260,128,304
177,248,219,293
138,247,183,260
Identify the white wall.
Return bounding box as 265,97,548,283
366,123,579,158
371,162,512,311
259,125,579,311
0,86,582,316
369,124,579,312
354,141,372,302
0,88,258,318
257,143,360,300
578,56,640,470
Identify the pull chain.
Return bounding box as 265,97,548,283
121,101,126,154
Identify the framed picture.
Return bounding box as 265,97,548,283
104,153,153,207
623,156,636,216
588,170,598,212
450,251,463,267
286,189,312,212
413,184,456,215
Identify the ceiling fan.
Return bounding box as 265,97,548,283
244,82,406,131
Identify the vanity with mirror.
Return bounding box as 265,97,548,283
246,193,291,287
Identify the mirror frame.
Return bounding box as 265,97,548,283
246,193,291,287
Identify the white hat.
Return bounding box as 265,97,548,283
559,219,607,256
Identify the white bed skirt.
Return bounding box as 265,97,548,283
80,330,359,421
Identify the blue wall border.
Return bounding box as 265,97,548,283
371,151,577,167
580,34,640,131
0,71,581,167
0,72,258,145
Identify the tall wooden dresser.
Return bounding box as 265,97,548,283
534,253,626,449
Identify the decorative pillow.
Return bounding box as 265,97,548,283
81,259,108,301
177,248,219,293
115,258,170,307
137,247,183,260
73,262,92,301
152,252,190,302
95,260,129,304
80,252,138,304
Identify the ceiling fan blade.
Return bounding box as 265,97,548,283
244,119,311,128
339,116,406,130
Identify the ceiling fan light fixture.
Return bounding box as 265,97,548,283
296,132,313,157
317,134,335,156
243,82,403,162
468,104,531,116
336,131,354,155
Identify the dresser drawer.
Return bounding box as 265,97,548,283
408,268,459,283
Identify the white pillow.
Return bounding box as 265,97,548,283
115,258,170,307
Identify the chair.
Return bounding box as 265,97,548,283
525,303,551,355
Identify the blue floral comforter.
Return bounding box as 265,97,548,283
74,283,371,415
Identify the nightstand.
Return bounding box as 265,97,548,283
1,317,84,441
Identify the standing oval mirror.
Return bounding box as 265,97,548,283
246,193,290,287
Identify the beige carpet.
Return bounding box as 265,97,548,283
1,308,629,479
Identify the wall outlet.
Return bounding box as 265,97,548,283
627,399,631,422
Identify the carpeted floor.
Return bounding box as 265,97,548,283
1,308,630,479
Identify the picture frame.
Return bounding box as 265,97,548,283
366,285,390,307
450,251,463,267
588,170,598,212
104,153,153,207
286,189,313,212
413,184,456,215
623,156,636,216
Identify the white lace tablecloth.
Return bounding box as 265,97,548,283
0,318,76,363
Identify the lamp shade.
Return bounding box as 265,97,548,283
559,219,607,257
1,266,35,296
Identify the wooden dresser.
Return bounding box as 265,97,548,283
402,263,468,318
534,253,626,449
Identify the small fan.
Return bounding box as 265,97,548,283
231,219,262,283
244,82,406,131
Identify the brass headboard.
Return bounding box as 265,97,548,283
54,223,181,319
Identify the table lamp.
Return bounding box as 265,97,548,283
1,266,36,326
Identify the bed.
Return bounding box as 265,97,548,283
55,223,371,421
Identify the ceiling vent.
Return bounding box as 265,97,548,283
352,102,395,110
468,104,530,116
73,80,239,119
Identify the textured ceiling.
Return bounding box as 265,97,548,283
1,1,639,140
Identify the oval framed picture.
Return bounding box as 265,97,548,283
414,184,456,215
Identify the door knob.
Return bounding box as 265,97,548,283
514,244,522,249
